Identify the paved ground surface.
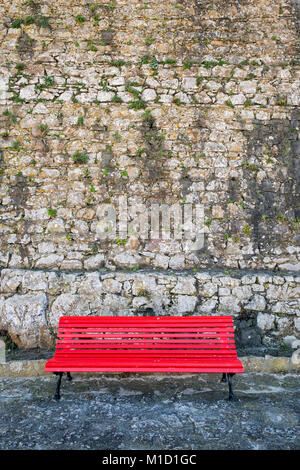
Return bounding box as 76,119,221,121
0,372,299,450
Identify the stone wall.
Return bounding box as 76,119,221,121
0,268,299,348
0,0,299,349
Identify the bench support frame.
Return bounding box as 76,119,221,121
53,372,72,400
221,373,227,383
52,372,236,401
54,372,63,401
221,373,235,400
227,373,235,401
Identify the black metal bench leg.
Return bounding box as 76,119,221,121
227,373,235,401
220,373,227,383
67,372,72,381
54,372,63,400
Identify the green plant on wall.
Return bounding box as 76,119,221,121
115,238,127,245
9,140,21,151
73,151,89,164
11,14,51,29
38,123,49,134
36,76,55,91
3,109,17,124
77,116,84,127
145,37,155,45
243,224,252,236
47,208,57,218
75,15,86,24
129,99,146,110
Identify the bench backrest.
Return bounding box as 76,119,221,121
54,316,239,358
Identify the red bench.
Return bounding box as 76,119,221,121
45,315,244,401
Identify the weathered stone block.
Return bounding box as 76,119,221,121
0,293,49,348
182,77,197,90
49,294,91,331
20,85,36,100
141,88,157,101
175,295,197,314
197,298,218,313
244,295,266,311
103,278,122,294
77,273,102,295
169,255,185,269
83,254,105,270
35,255,64,269
171,278,196,295
97,91,114,102
218,296,240,314
257,313,275,331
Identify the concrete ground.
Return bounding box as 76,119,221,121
0,372,299,450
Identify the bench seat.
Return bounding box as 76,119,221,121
45,357,244,373
45,315,244,399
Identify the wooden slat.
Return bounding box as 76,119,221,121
58,321,233,327
46,366,244,373
58,327,234,333
59,315,231,321
54,352,238,358
60,334,233,338
57,339,234,345
58,322,233,325
58,328,233,331
48,358,242,366
45,359,244,373
56,344,235,348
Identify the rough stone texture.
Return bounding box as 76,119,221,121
0,292,50,347
0,373,299,449
291,348,300,366
0,0,299,272
0,339,5,363
0,268,299,348
0,0,299,349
